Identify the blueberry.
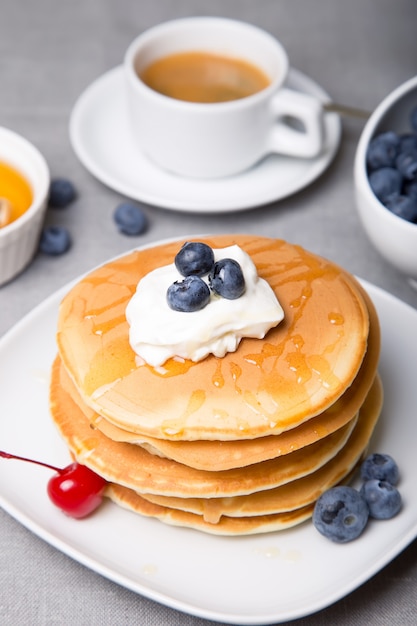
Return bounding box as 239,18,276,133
313,486,369,543
48,178,77,208
410,105,417,132
360,453,399,485
175,242,214,277
395,149,417,180
113,202,148,235
39,226,71,255
369,167,403,202
399,133,417,153
385,194,417,222
208,258,245,300
366,131,400,170
167,276,211,312
360,480,402,520
404,179,417,199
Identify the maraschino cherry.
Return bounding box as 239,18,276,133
0,450,107,518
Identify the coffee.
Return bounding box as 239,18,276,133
0,160,33,227
125,18,324,177
139,51,271,103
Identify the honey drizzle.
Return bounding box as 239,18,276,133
212,359,225,388
230,362,242,393
162,389,206,437
243,244,344,380
0,160,33,226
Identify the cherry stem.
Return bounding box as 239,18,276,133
0,450,62,473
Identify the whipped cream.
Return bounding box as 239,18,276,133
126,245,284,367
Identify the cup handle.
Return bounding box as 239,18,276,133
268,88,324,158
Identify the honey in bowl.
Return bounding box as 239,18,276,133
0,160,33,228
139,51,271,103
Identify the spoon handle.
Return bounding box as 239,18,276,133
323,102,370,119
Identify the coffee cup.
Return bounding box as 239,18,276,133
124,17,324,179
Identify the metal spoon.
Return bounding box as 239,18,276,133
323,102,370,119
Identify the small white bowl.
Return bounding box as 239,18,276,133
354,75,417,288
0,127,50,286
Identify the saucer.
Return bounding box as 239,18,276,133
69,66,341,213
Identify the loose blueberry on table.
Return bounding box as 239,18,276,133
113,202,148,235
0,450,107,518
39,225,71,255
48,178,77,209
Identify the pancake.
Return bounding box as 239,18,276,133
106,486,315,536
56,235,371,441
139,375,382,523
49,354,361,498
51,235,383,535
56,272,379,471
106,462,362,535
104,375,382,535
56,320,377,470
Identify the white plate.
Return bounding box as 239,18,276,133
69,66,341,213
1,269,416,625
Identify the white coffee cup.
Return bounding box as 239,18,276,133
124,17,324,179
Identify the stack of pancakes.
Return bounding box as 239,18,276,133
50,235,382,535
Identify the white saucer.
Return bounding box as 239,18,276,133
69,66,341,213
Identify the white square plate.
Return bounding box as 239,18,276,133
0,271,416,624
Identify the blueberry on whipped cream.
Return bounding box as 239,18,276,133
125,242,284,367
167,275,211,312
174,241,214,277
168,242,246,310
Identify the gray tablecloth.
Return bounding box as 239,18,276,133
1,1,417,624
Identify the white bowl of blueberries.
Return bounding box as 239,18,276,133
354,75,417,288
